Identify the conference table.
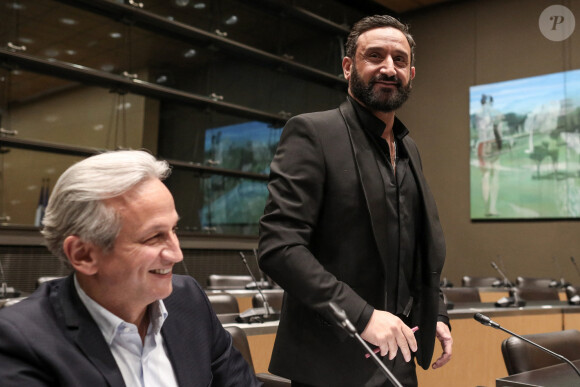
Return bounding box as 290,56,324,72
218,288,580,386
496,360,580,386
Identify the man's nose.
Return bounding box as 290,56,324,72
379,56,397,77
162,233,183,263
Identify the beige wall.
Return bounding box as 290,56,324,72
397,0,580,284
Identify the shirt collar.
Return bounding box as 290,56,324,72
74,274,169,345
347,96,409,141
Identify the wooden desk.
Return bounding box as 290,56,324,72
226,301,580,383
496,360,580,386
416,303,567,387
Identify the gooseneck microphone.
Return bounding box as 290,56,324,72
490,261,513,287
490,261,525,307
571,256,580,278
329,302,403,387
236,252,279,324
473,313,580,377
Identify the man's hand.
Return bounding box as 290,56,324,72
360,310,417,362
431,321,453,369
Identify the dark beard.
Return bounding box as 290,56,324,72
349,64,412,112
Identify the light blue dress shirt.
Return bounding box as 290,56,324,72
74,276,179,387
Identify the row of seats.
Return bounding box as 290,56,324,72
461,275,568,288
442,286,570,304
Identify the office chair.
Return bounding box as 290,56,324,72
512,287,560,302
224,326,291,386
207,274,253,290
441,287,481,303
461,276,502,287
252,291,284,311
501,329,580,375
207,293,240,315
515,277,554,288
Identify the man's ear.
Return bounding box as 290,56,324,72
63,236,99,275
342,56,353,81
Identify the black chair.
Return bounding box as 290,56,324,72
224,326,291,386
515,277,554,288
252,291,284,311
501,329,580,375
442,287,481,304
207,293,240,314
461,276,502,287
513,287,560,302
207,274,253,290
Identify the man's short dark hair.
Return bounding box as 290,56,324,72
345,15,416,66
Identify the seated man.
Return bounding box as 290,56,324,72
0,150,260,387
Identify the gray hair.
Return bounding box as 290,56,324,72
41,150,171,265
345,15,416,67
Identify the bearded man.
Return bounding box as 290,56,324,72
258,14,453,387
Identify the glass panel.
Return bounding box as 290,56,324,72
3,69,147,149
166,169,267,236
0,148,84,226
158,106,283,173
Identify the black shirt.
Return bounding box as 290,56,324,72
349,96,421,317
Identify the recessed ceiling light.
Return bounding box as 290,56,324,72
175,0,189,6
109,32,122,39
59,18,77,25
184,48,197,58
225,15,238,25
193,2,206,9
7,2,25,10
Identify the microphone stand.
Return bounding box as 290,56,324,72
329,302,403,387
473,313,580,377
236,252,279,323
490,261,525,307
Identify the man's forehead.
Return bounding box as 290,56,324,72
357,27,410,52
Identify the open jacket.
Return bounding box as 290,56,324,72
259,98,447,386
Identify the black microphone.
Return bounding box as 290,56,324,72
490,261,525,307
244,248,272,290
329,302,403,387
473,313,580,377
236,252,279,324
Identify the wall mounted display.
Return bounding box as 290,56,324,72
470,69,580,220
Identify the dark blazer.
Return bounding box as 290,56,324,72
0,274,260,387
259,99,447,386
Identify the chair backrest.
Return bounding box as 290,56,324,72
513,287,560,302
441,287,481,303
207,274,252,290
515,276,554,288
501,329,580,375
207,293,240,314
223,325,255,372
252,291,284,310
461,276,502,287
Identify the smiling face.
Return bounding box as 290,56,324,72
82,178,183,318
343,26,415,112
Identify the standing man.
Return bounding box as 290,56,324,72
0,150,260,386
259,15,452,386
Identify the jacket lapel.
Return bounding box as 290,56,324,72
339,101,390,274
52,275,125,387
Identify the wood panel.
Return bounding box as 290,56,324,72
416,311,563,387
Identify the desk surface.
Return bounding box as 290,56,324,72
496,360,580,387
